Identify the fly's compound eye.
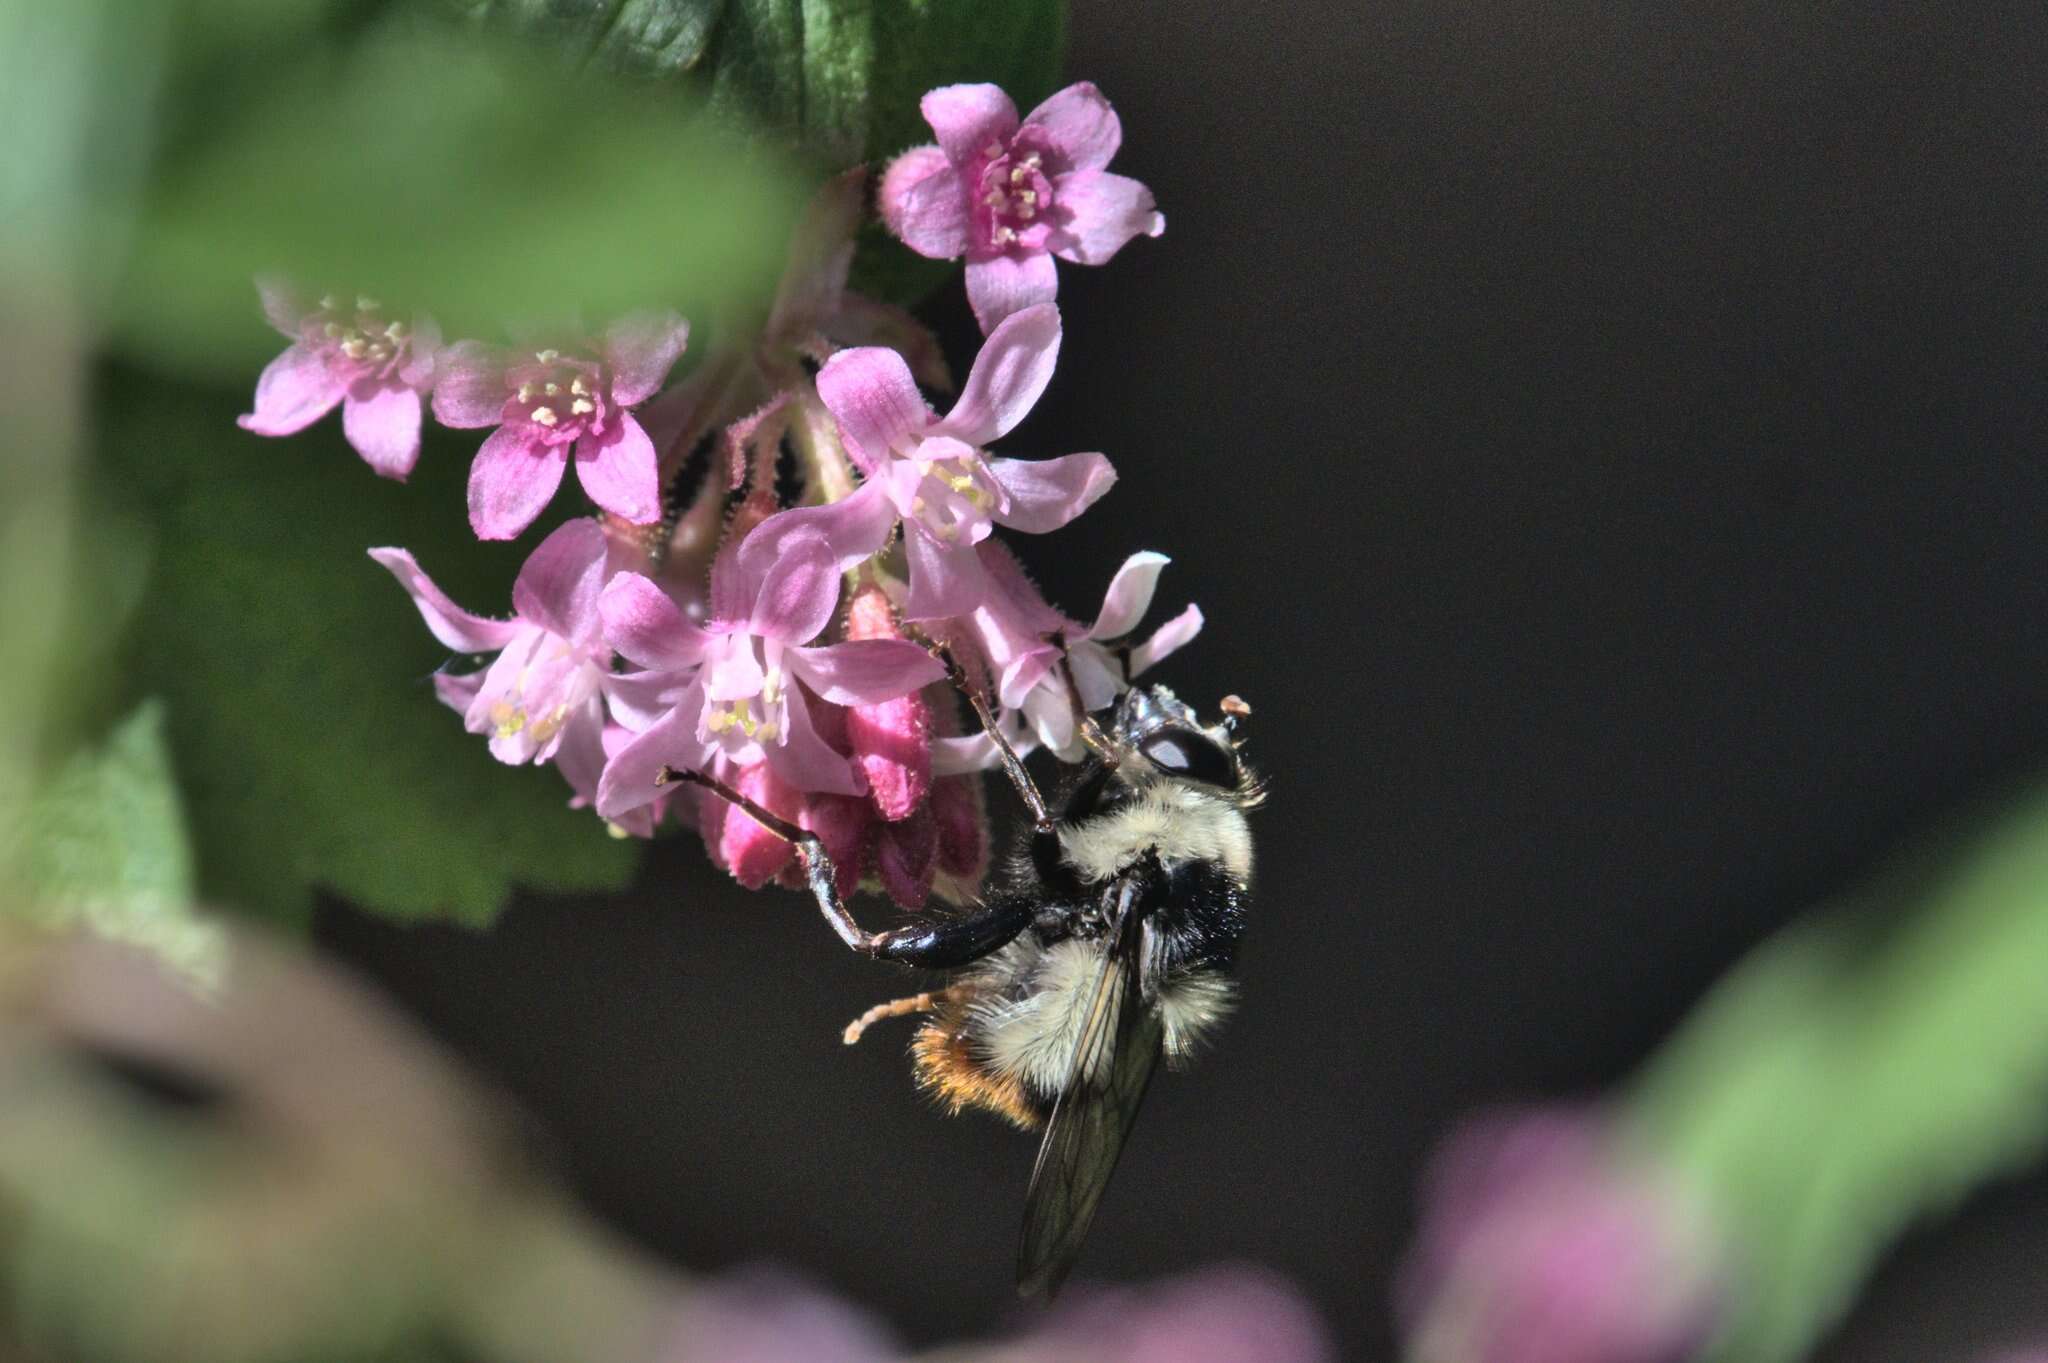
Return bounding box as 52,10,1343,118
1138,726,1239,789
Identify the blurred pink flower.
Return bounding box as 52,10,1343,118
744,303,1114,621
880,81,1165,334
239,283,439,479
433,313,688,540
1398,1107,1724,1363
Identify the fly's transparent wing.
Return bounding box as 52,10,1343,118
1016,877,1164,1298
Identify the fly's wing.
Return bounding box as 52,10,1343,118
1016,877,1164,1298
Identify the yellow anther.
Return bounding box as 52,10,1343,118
761,666,782,705
384,321,407,341
1019,190,1037,206
755,721,780,742
707,709,734,733
356,297,380,314
324,322,343,339
1011,165,1028,184
570,377,590,397
532,406,559,427
517,382,537,403
733,698,757,737
985,190,1006,208
1022,152,1041,170
911,496,927,515
570,398,596,416
319,294,340,311
490,703,526,739
340,337,368,360
544,382,561,396
536,349,561,364
983,140,1004,158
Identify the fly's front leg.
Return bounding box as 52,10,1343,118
919,638,1056,833
659,766,875,953
1047,634,1119,767
660,766,1037,967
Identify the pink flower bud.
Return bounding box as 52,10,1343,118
704,762,800,890
874,803,939,909
843,583,933,821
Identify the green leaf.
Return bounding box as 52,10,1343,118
444,0,1068,303
1629,784,2048,1362
8,700,225,983
94,368,638,928
115,24,804,374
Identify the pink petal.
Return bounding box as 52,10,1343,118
433,668,485,712
398,315,440,391
467,423,565,541
550,702,609,810
1051,170,1165,265
878,148,971,260
1021,81,1123,172
901,528,989,622
874,804,938,908
704,637,765,703
595,695,711,820
964,252,1059,337
573,414,661,525
815,346,929,467
511,517,609,644
920,83,1019,165
367,548,520,653
1131,603,1204,675
431,340,509,427
786,640,945,706
1091,551,1170,639
238,343,346,437
761,689,863,796
978,537,1075,636
599,572,712,671
934,302,1062,446
986,452,1116,534
605,668,686,731
736,481,898,591
603,312,690,407
823,295,954,392
749,529,841,645
931,731,1003,775
340,382,422,480
254,278,308,337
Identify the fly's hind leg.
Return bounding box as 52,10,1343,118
918,638,1056,833
843,985,963,1046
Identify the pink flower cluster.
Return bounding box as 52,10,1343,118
242,81,1187,908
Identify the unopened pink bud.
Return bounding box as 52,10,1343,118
874,804,940,909
706,762,800,890
844,584,933,821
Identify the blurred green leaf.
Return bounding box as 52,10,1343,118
1632,784,2048,1363
443,0,1068,302
116,26,803,373
95,369,637,928
9,700,225,983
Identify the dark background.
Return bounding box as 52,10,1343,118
319,2,2048,1358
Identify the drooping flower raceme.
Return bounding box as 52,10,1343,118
594,526,946,824
370,517,633,823
880,81,1165,333
239,284,440,480
740,303,1116,621
433,314,689,540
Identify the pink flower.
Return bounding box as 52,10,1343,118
593,531,946,821
843,581,933,822
370,516,617,782
432,314,689,540
741,304,1115,621
880,81,1165,334
239,283,439,480
936,543,1203,769
1397,1108,1725,1363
